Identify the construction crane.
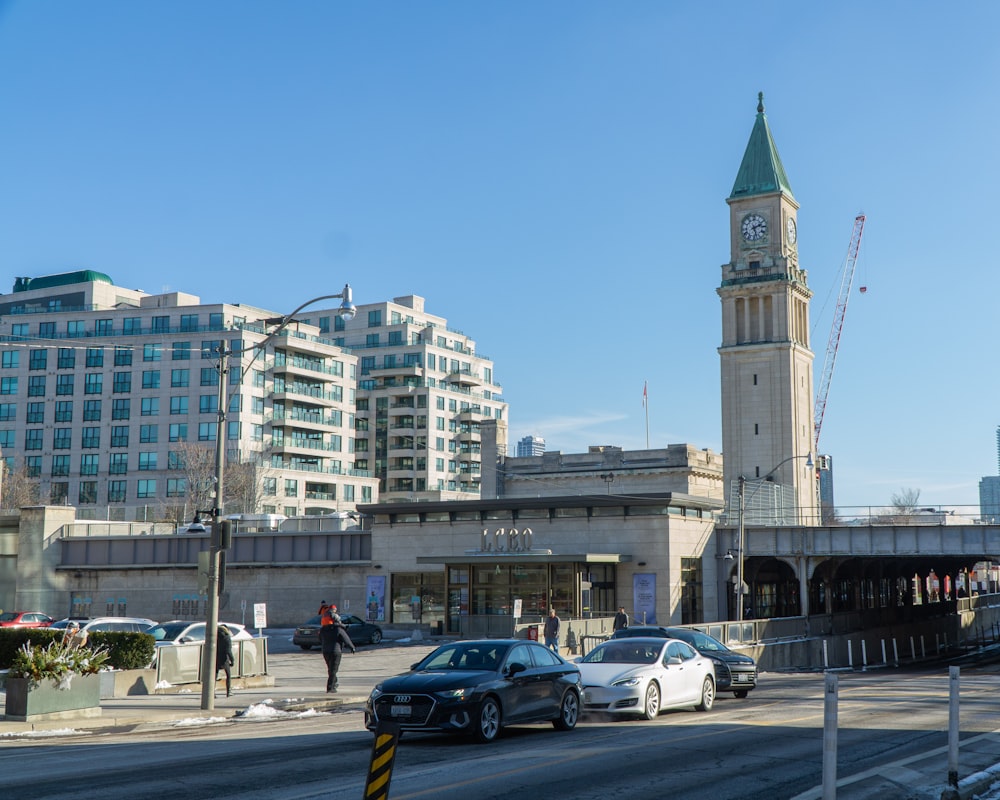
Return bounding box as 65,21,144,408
814,213,866,455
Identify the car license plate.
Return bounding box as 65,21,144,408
734,674,749,682
390,705,411,717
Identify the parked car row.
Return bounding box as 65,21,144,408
293,614,383,649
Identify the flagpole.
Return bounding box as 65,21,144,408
643,381,649,449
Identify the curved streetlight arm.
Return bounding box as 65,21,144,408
200,285,355,712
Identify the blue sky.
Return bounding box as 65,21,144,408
0,2,997,512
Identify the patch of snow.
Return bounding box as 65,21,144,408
0,728,84,739
170,716,228,727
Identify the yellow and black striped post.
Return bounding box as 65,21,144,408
363,721,401,800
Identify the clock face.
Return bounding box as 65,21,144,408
786,217,797,245
741,213,767,242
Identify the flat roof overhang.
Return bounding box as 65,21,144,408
416,552,631,565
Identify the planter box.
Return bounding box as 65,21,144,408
4,674,102,722
100,669,156,699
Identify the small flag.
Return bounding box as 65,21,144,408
642,381,648,407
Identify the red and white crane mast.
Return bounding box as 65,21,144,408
814,213,866,455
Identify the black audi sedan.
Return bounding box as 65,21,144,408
610,626,757,697
365,639,582,743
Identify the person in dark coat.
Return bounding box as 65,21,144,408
216,624,234,697
318,609,355,692
613,606,629,631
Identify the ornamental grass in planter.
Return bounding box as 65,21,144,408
10,639,110,688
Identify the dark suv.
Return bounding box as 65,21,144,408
610,625,757,697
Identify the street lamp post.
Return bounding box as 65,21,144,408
734,452,814,625
199,285,356,711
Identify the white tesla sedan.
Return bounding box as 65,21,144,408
576,637,716,720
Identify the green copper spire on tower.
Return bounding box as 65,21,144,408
729,92,795,200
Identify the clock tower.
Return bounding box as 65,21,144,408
718,93,816,524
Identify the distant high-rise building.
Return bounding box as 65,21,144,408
979,476,1000,523
515,435,545,458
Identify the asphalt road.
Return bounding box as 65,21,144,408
4,647,999,800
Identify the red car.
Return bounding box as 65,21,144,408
0,611,54,628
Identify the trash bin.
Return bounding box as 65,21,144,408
527,625,538,641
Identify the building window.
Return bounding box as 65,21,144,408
142,370,161,389
54,401,73,422
67,320,84,337
0,430,12,448
28,376,46,396
208,313,223,330
200,367,218,387
284,479,298,497
110,453,128,474
264,477,277,496
50,482,69,505
112,346,131,366
140,424,158,443
58,348,75,369
29,349,48,370
111,425,129,447
108,481,127,503
368,309,382,327
138,452,158,471
199,395,218,414
167,478,186,497
25,455,42,477
122,317,141,335
112,399,131,420
84,374,103,394
53,428,72,449
56,374,74,395
0,377,17,395
151,316,170,333
0,403,14,421
170,396,189,415
180,314,199,332
201,340,223,359
80,454,99,476
171,369,190,387
2,351,19,369
113,372,132,393
83,400,101,421
24,403,43,424
169,423,188,442
82,427,101,448
51,455,70,476
198,422,216,441
141,397,160,416
173,341,191,360
168,451,184,470
87,348,105,367
79,481,98,504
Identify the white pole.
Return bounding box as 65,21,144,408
823,672,838,800
948,666,960,789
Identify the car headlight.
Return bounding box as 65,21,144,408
369,684,384,700
436,687,470,700
611,677,641,687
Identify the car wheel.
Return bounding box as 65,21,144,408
473,696,501,743
734,690,749,699
370,630,382,645
642,682,661,720
552,690,579,730
695,677,715,712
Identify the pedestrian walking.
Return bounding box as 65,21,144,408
319,609,355,692
543,607,561,652
320,602,339,626
216,624,234,697
613,606,629,631
63,621,88,649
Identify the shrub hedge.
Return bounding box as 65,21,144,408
0,629,154,671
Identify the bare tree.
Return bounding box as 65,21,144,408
0,457,41,511
225,451,271,515
888,487,921,524
175,442,217,516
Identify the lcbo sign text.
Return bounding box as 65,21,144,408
481,527,534,552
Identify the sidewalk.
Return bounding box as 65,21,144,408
0,628,438,738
